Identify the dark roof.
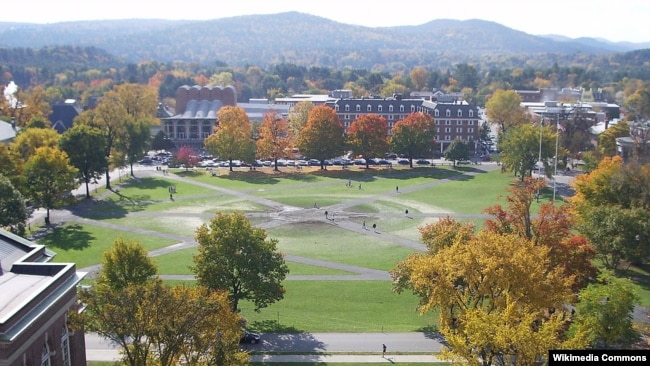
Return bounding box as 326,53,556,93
49,101,81,133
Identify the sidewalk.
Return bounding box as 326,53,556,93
86,350,444,363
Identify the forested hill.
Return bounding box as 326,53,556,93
0,12,648,70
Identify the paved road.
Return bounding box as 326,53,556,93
86,332,446,362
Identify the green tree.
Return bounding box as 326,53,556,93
296,105,344,169
204,106,255,171
122,117,154,176
23,146,78,225
443,139,470,167
390,112,435,168
59,124,107,198
150,130,175,151
96,237,158,291
569,271,640,349
287,101,313,144
192,212,289,312
346,114,389,168
10,127,61,161
0,144,24,192
0,174,28,234
499,123,556,180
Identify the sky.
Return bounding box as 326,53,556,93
3,0,649,43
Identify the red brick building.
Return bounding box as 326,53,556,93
0,230,86,366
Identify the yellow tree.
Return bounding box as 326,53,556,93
287,100,313,143
205,106,255,171
346,114,389,169
18,85,52,127
23,146,78,225
256,110,290,171
10,127,61,161
598,121,630,157
486,89,527,133
409,67,430,91
296,104,344,169
392,230,581,365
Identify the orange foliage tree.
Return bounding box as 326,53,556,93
256,110,290,171
296,105,344,169
346,114,389,168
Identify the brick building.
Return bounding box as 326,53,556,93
0,230,86,366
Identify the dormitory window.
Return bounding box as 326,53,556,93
445,127,451,133
400,105,405,112
435,120,439,125
335,105,339,111
446,109,451,117
62,325,71,366
345,105,350,112
434,110,439,117
378,105,383,112
445,120,451,125
468,120,474,125
458,110,462,117
367,105,372,112
456,128,463,133
468,128,474,133
410,105,416,112
356,105,361,112
469,110,474,117
457,120,462,125
389,105,394,112
388,115,393,120
344,114,350,120
445,136,451,141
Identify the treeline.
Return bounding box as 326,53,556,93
2,45,650,108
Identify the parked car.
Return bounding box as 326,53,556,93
138,157,153,165
415,159,431,165
308,159,321,166
240,331,261,344
397,159,410,165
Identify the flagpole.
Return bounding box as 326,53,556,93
553,109,560,201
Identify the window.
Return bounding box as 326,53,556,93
344,114,350,120
435,120,439,125
457,120,462,125
202,132,210,139
367,105,372,112
399,105,405,112
61,326,71,366
469,109,474,117
356,104,361,112
445,135,451,141
468,120,474,125
389,105,394,112
445,120,451,125
388,115,393,120
468,128,474,133
446,109,451,117
445,127,451,133
456,127,463,133
41,343,51,366
434,109,439,117
345,105,350,112
378,105,383,112
410,105,416,112
458,110,462,117
436,127,440,133
335,105,339,111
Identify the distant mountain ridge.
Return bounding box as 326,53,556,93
0,12,648,69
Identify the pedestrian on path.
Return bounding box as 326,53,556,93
362,220,366,230
396,186,399,193
382,344,387,358
325,210,328,220
372,223,377,233
358,183,361,190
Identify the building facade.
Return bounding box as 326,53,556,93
0,230,86,366
328,96,481,152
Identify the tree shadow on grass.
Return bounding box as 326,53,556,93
249,320,302,333
34,223,94,251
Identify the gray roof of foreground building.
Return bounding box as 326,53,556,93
0,229,86,342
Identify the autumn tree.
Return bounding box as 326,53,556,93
486,89,527,133
418,216,475,255
389,112,435,167
0,174,28,234
499,123,556,180
18,85,52,127
10,127,61,161
175,146,199,170
81,240,248,366
296,104,344,169
287,101,314,142
484,177,597,291
59,124,107,198
392,230,583,365
598,121,630,157
96,238,158,291
571,157,650,268
569,271,640,349
256,110,290,171
443,139,470,167
192,212,289,312
0,144,24,192
346,114,389,168
204,106,255,171
23,146,78,225
409,66,430,91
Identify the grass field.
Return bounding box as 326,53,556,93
37,163,650,336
